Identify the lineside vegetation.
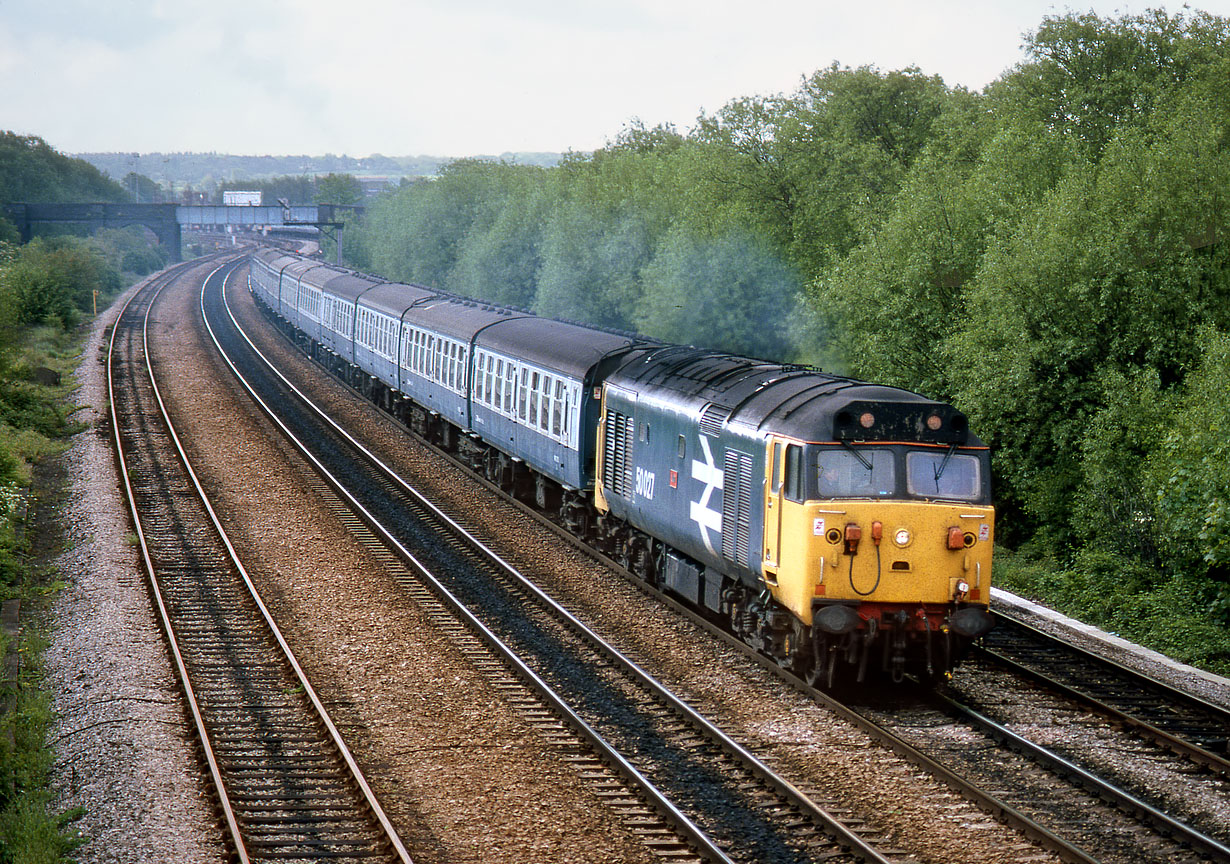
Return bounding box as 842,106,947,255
0,134,168,860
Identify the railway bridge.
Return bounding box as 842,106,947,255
0,202,358,263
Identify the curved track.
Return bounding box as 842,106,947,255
108,257,412,864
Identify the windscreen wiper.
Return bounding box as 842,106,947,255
932,443,957,489
841,440,873,471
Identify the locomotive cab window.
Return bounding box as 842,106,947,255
770,442,783,494
906,450,982,501
816,449,895,499
783,444,803,502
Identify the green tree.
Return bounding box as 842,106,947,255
447,166,550,307
0,237,120,329
635,227,800,358
313,173,364,205
121,172,162,203
0,132,126,202
989,8,1230,159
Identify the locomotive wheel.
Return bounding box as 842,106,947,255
779,618,811,676
725,587,748,638
808,633,838,689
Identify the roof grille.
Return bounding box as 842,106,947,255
699,403,731,437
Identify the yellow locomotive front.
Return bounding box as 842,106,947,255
761,427,995,685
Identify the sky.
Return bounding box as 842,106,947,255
2,0,1229,158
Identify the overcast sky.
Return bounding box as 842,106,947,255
3,0,1228,158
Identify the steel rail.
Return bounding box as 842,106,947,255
108,257,251,861
112,257,414,863
204,265,742,864
975,642,1230,777
932,689,1230,863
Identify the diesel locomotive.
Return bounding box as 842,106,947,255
248,248,995,685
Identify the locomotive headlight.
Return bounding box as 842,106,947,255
956,580,970,597
894,528,911,547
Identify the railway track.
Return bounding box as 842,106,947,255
212,252,1229,864
107,257,412,864
979,613,1230,768
202,258,911,864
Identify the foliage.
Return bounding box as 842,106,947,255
0,133,126,203
92,227,168,277
0,238,121,330
1146,328,1230,611
120,172,162,203
313,173,364,206
635,227,800,358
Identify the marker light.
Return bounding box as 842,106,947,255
844,523,862,555
926,414,943,431
894,528,911,547
859,412,876,429
947,527,965,549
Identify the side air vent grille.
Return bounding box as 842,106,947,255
721,449,753,564
602,410,636,498
699,403,732,438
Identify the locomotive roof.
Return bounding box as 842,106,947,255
610,347,979,446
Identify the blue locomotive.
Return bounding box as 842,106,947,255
249,248,995,685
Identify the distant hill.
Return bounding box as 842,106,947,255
74,151,563,188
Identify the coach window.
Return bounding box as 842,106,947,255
528,371,540,427
541,376,551,430
552,380,564,437
518,368,529,421
784,444,804,502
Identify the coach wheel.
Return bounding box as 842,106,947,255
534,475,559,511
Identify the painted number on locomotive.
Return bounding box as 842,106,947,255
635,466,656,500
